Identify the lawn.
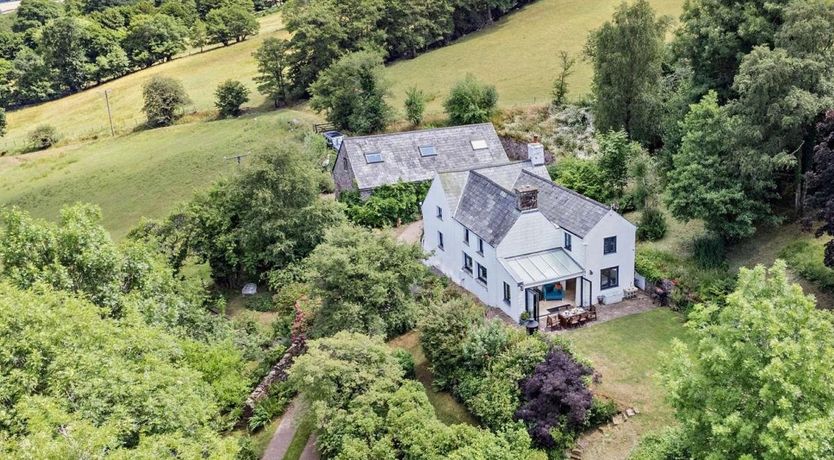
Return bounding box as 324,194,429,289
388,331,479,426
384,0,685,114
1,13,288,151
0,109,318,240
566,308,694,459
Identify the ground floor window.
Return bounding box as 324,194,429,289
463,253,473,273
600,266,619,290
503,282,511,304
438,231,444,250
477,263,488,284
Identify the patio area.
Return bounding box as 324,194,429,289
545,291,656,333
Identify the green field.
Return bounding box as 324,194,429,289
567,308,693,459
384,0,685,113
0,110,318,240
1,14,288,151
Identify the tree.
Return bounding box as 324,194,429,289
586,0,669,146
596,130,639,197
443,74,498,125
123,13,188,67
550,157,612,204
672,0,793,98
404,87,426,126
10,47,54,105
214,79,249,117
205,3,259,46
309,51,392,134
305,223,427,339
191,19,208,52
804,110,834,268
728,0,834,214
381,0,454,58
37,17,91,92
13,0,63,35
142,75,190,127
515,348,594,448
662,261,834,459
666,91,776,241
0,283,242,457
161,144,345,285
551,51,575,108
253,37,292,107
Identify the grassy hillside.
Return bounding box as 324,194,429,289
0,110,318,240
384,0,684,113
1,14,288,151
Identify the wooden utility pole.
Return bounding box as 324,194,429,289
224,153,250,166
103,89,115,137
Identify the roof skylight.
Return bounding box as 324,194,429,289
470,139,488,150
419,145,437,157
364,152,383,164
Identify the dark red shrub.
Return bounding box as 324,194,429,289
514,348,594,448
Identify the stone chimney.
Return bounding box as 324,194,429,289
515,185,538,211
527,135,545,166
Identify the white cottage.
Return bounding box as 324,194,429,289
421,150,636,322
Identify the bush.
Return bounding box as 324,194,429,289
444,74,498,125
635,247,677,282
692,233,726,269
394,348,416,379
0,108,6,137
246,294,276,312
779,240,834,292
27,124,60,150
585,396,619,428
405,87,426,126
215,80,250,117
630,427,691,460
142,76,190,127
247,381,294,432
637,207,668,241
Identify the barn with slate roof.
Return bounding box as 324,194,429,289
332,123,513,197
422,160,636,323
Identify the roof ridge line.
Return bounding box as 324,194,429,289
438,159,532,175
342,122,495,141
470,169,516,196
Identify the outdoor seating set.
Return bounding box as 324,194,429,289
543,304,598,331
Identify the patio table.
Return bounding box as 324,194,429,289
558,307,587,320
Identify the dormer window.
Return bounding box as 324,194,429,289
419,145,437,157
364,152,383,164
470,139,488,150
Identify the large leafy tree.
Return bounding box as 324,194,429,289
205,2,259,46
586,0,669,146
305,223,427,339
672,0,792,98
728,0,834,213
662,261,834,459
254,37,293,107
13,0,64,36
666,91,777,241
142,75,190,127
804,110,834,268
381,0,454,58
0,283,241,458
123,13,188,67
310,51,392,134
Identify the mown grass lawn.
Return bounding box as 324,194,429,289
384,0,685,114
388,331,479,426
1,14,287,150
0,109,318,240
566,308,693,459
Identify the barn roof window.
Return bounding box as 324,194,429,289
364,152,383,164
419,145,437,157
470,139,488,150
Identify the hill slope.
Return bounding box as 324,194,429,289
0,110,318,239
1,14,287,151
385,0,684,112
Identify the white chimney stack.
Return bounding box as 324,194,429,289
528,135,545,166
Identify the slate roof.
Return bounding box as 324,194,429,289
512,170,611,237
438,161,550,214
445,162,611,246
341,123,509,191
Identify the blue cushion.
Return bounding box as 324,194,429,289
543,284,564,301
